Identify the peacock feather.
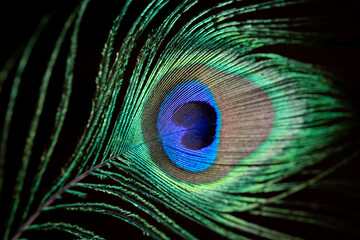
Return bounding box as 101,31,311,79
1,0,359,239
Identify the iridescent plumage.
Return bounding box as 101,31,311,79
0,0,359,239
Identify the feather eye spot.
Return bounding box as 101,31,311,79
142,64,274,183
157,81,221,172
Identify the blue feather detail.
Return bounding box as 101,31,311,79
157,81,221,172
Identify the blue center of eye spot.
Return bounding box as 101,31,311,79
172,101,217,150
157,81,221,172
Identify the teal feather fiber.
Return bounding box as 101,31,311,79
0,0,359,239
